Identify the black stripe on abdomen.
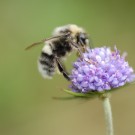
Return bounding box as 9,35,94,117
38,52,55,77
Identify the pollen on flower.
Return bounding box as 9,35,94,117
70,47,135,93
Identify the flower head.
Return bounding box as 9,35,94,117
70,47,135,93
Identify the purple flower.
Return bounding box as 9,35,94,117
70,47,135,93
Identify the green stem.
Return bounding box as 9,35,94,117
102,96,114,135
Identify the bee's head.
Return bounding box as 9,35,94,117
76,33,89,46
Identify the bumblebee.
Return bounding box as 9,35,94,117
26,24,89,80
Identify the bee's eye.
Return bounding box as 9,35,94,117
80,33,85,39
79,33,87,44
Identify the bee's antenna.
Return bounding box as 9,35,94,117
25,32,70,50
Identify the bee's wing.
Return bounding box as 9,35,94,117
25,41,43,50
25,33,70,50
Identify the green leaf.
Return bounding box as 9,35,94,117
63,83,132,99
63,89,100,99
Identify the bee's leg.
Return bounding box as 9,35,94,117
69,42,83,57
69,42,92,64
55,57,70,81
79,40,86,52
81,44,88,52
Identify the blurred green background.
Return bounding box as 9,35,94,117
0,0,135,135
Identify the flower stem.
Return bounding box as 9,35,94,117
102,95,114,135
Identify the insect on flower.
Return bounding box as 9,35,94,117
25,24,90,80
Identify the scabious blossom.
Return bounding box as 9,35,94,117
70,46,135,93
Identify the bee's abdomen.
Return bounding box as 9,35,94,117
38,51,56,79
